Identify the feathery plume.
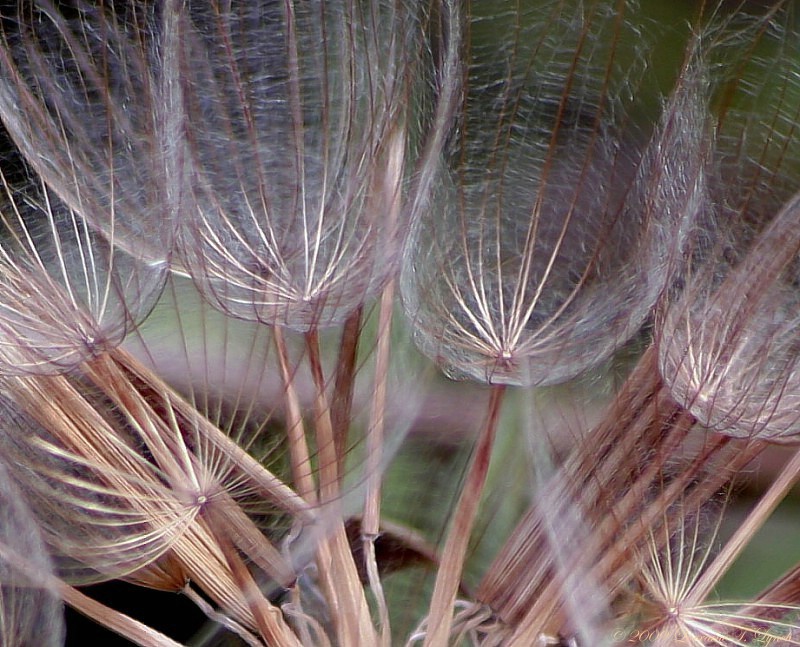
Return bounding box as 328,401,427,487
401,0,708,388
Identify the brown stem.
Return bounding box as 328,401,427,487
273,326,317,503
477,347,664,621
331,307,363,479
423,384,506,647
201,504,303,647
304,330,378,646
363,279,397,647
304,329,341,501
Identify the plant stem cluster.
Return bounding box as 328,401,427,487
0,1,799,646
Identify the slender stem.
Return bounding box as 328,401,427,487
476,349,662,621
273,326,317,503
274,326,376,645
305,330,378,646
304,329,341,502
423,384,506,647
182,584,263,647
331,307,363,479
201,505,304,647
363,279,397,647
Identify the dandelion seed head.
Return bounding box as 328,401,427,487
0,1,797,644
402,1,709,386
0,173,165,375
173,0,418,331
658,10,800,440
0,383,198,585
0,1,177,263
660,250,800,440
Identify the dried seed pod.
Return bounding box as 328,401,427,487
401,1,709,386
0,1,176,264
658,6,800,441
173,0,435,330
659,192,800,440
0,172,164,375
0,381,197,584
